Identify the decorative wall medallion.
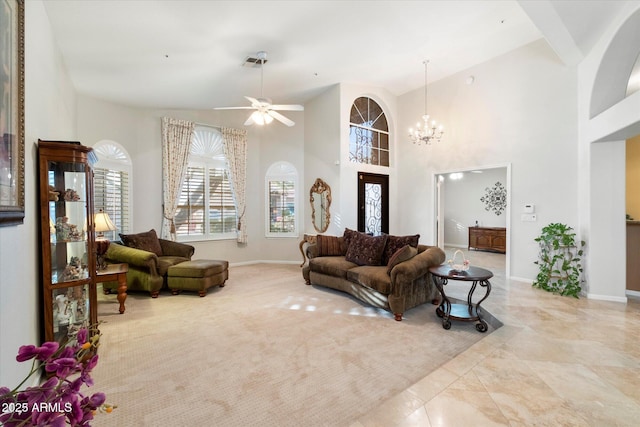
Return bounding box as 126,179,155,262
481,182,506,215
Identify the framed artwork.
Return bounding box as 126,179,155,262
0,0,25,226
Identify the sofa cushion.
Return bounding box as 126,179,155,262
347,265,392,294
157,256,190,276
345,232,388,266
309,256,358,280
120,229,163,256
386,245,418,275
317,234,345,256
382,234,420,265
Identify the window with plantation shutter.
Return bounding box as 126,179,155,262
93,141,132,239
174,126,238,241
265,161,298,238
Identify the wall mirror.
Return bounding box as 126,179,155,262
310,178,331,233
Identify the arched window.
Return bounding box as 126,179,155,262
349,97,390,166
93,140,132,237
175,126,238,241
265,161,298,237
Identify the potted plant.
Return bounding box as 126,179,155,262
533,223,585,298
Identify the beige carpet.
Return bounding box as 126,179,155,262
92,263,495,427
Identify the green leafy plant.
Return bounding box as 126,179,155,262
533,223,585,298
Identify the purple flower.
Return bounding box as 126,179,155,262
83,354,99,372
66,395,84,425
21,377,58,407
76,328,88,345
45,357,79,378
5,323,112,425
16,341,59,362
88,392,106,407
58,346,75,359
32,410,67,427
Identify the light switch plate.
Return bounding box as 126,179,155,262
521,213,537,222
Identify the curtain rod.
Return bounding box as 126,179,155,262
194,121,223,130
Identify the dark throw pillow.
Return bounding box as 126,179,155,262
386,245,418,275
119,229,163,256
316,235,345,256
343,228,358,253
345,232,388,266
382,234,420,265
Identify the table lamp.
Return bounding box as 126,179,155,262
94,209,116,270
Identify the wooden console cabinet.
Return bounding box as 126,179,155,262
468,226,506,253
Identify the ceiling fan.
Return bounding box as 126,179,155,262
214,51,304,127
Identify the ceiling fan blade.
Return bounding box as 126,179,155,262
244,96,264,107
268,110,295,127
214,106,255,110
269,104,304,111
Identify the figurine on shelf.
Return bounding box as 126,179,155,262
54,294,71,326
56,216,71,241
67,224,83,241
55,217,83,242
64,188,81,201
48,185,60,201
61,263,81,281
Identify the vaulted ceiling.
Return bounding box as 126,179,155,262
42,1,629,110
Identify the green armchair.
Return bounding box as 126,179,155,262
103,234,195,298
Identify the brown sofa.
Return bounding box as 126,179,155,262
302,229,446,321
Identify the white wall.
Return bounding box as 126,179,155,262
578,3,640,301
0,0,77,387
76,96,305,264
304,84,341,235
441,168,507,248
397,39,579,281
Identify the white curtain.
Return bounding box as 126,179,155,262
222,127,248,244
161,117,195,240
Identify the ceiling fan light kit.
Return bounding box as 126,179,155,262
215,51,304,127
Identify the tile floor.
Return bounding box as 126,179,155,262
351,248,640,427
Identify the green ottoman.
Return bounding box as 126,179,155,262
167,259,228,297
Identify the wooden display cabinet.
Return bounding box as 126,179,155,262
38,140,98,346
468,226,506,254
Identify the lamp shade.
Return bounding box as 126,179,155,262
94,209,116,234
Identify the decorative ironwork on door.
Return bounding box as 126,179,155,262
358,172,388,235
364,182,382,235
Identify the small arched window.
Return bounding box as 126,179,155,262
349,97,390,166
265,161,298,237
93,140,133,237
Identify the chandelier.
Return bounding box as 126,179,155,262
409,60,444,145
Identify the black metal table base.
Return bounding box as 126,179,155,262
432,276,491,333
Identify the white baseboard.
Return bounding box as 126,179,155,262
229,260,300,268
509,276,533,284
586,293,628,303
444,243,467,249
625,289,640,298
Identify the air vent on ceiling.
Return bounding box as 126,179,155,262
242,56,268,68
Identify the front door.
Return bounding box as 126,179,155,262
357,172,389,235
